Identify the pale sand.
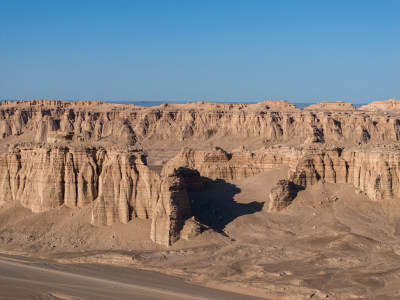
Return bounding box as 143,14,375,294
0,253,264,300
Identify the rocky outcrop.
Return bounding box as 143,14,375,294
175,167,205,191
304,101,355,111
180,217,202,240
2,99,400,244
359,99,400,111
162,147,293,181
0,144,160,216
0,143,195,246
288,146,400,202
2,99,400,148
150,172,192,246
269,180,301,212
90,149,161,226
164,145,400,204
0,145,99,212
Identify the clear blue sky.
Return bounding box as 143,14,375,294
0,0,399,103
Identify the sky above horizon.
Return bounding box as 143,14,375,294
0,0,399,104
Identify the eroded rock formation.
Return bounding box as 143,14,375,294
304,101,356,111
1,99,400,244
0,142,196,245
359,98,400,111
162,147,289,181
269,180,301,212
164,145,400,204
150,172,192,246
0,144,156,214
2,98,400,149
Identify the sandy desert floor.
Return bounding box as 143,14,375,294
0,253,265,300
1,166,400,299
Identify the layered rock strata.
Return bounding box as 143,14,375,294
0,144,156,215
2,99,400,149
304,101,356,111
150,172,193,246
162,147,293,181
359,98,400,111
164,145,400,203
0,144,194,245
1,99,400,244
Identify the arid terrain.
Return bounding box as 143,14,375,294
1,99,400,299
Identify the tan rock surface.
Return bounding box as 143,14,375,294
268,180,301,212
150,172,192,246
304,101,355,110
2,99,400,152
359,98,400,111
2,99,400,298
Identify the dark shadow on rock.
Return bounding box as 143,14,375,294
187,177,264,238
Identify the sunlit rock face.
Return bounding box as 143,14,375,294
2,98,400,148
0,145,158,215
1,99,400,245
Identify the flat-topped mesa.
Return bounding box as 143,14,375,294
0,99,113,108
304,101,356,111
359,99,400,111
182,101,248,111
0,145,99,212
258,100,299,111
172,100,297,111
2,99,400,147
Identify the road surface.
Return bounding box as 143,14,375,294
0,253,266,300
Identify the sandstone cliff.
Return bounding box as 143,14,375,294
1,99,400,245
304,101,356,110
0,144,158,215
359,99,400,111
150,172,192,246
162,147,295,181
163,145,400,204
2,99,400,150
269,180,301,212
0,143,196,245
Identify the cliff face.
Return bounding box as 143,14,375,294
304,101,356,111
0,145,156,215
0,143,195,245
1,99,400,245
162,147,297,181
286,147,400,201
150,172,192,246
0,145,98,212
2,99,400,149
89,149,161,226
163,145,400,203
359,98,400,111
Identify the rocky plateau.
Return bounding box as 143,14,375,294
1,98,400,299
